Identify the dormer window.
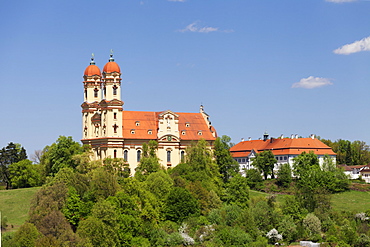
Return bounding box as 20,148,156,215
198,131,202,136
131,129,135,134
185,123,190,127
113,85,118,95
182,131,186,135
148,130,152,135
135,121,140,126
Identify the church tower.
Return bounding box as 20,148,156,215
81,53,124,160
81,55,102,140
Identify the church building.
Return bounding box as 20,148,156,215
81,54,217,173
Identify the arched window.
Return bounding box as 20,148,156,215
113,85,118,95
167,150,171,163
180,150,185,162
137,150,141,162
94,88,99,98
114,149,117,158
124,150,128,161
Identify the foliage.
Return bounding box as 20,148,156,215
214,135,239,183
252,150,277,180
164,187,199,222
8,159,43,188
225,174,249,208
10,222,41,247
276,163,292,188
41,136,84,176
0,142,27,189
245,168,263,190
135,140,162,181
303,213,321,239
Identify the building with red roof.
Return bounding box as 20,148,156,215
81,54,217,173
230,133,336,174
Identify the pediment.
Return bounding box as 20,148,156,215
91,112,101,123
158,134,180,142
158,110,179,120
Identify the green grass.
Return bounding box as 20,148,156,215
0,187,40,234
251,189,370,213
332,190,370,212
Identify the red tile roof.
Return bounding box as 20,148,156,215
230,138,336,157
122,111,216,141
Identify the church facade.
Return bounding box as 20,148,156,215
81,54,217,173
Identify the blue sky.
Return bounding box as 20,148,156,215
1,0,370,156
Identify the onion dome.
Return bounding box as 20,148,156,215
84,56,101,76
103,54,121,73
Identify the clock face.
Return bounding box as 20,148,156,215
167,136,172,141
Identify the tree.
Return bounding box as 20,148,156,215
164,187,199,222
214,135,239,183
10,222,41,247
292,151,319,178
277,163,292,188
252,150,277,180
135,140,162,181
245,168,263,190
0,142,27,189
41,136,84,176
225,174,249,208
8,159,43,188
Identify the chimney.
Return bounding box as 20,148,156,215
291,134,294,139
311,134,315,139
248,137,252,141
241,138,244,142
263,131,269,141
295,134,298,139
270,137,274,143
280,134,284,139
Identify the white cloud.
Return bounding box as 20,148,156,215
333,36,370,55
179,22,219,33
326,0,357,2
292,76,333,89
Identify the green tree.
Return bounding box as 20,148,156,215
41,136,84,176
214,135,239,183
225,174,249,208
164,187,199,222
292,151,319,178
245,168,263,190
276,163,292,188
10,222,41,247
135,140,162,181
0,142,27,189
8,159,43,188
252,150,277,180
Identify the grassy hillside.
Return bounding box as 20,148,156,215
0,187,40,234
332,190,370,212
250,189,370,213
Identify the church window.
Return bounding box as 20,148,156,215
84,89,87,99
182,131,186,135
131,129,135,134
103,87,106,97
198,131,202,136
135,121,140,126
148,130,152,135
114,149,117,158
114,112,117,119
167,150,171,163
124,150,128,161
186,123,190,127
113,124,118,133
137,150,141,162
113,85,118,95
94,88,99,98
181,150,185,162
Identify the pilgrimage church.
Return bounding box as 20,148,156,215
81,54,217,172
